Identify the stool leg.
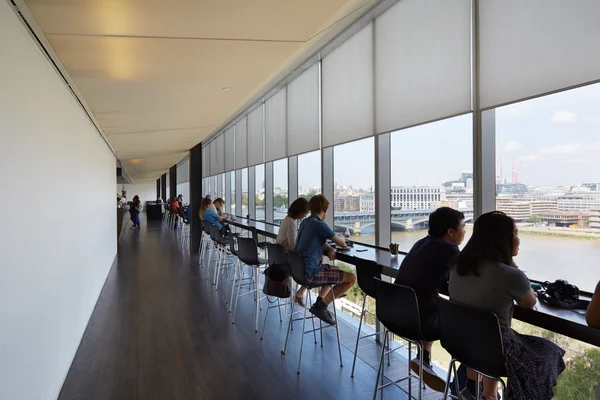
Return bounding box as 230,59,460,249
331,290,343,367
373,330,388,400
297,301,309,374
282,298,294,355
255,267,260,332
260,296,270,340
307,290,317,343
418,342,423,400
231,264,244,325
277,298,282,322
229,259,239,313
351,294,367,378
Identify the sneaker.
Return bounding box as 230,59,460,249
309,305,337,325
410,355,446,393
459,387,477,400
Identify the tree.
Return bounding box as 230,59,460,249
274,195,288,208
300,190,319,200
527,215,541,223
554,348,600,400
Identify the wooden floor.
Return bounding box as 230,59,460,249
58,216,434,400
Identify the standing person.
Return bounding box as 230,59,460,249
213,198,229,220
169,196,180,215
394,207,466,392
275,198,310,306
177,194,183,208
129,195,142,229
450,211,565,400
295,195,356,325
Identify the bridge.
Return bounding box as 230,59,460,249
274,209,474,234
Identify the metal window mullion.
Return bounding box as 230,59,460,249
249,166,256,219
266,162,274,223
322,147,334,227
235,169,242,217
289,156,298,205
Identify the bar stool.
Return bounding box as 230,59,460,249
231,237,268,332
281,251,343,374
372,278,427,400
350,258,388,378
207,224,234,291
437,298,507,399
259,243,289,340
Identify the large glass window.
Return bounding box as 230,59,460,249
229,171,236,216
255,164,265,221
241,168,248,218
221,174,225,201
390,114,473,249
298,150,321,200
495,83,600,292
273,159,288,224
333,137,376,245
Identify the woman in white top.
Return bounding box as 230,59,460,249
276,197,310,306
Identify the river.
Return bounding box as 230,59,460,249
249,207,600,292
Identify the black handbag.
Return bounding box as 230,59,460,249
262,263,292,298
536,280,590,310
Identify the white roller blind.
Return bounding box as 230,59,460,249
479,0,600,109
224,127,235,172
176,158,189,184
247,105,264,166
209,140,218,176
202,145,209,178
265,88,286,162
234,118,247,169
287,64,320,156
215,133,225,174
322,23,373,147
375,0,471,134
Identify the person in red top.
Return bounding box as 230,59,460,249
169,196,180,215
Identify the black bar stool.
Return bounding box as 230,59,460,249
207,224,234,291
372,278,427,400
231,237,268,332
259,243,289,340
281,251,343,374
437,298,507,399
350,258,388,378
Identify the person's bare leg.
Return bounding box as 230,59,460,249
322,272,356,305
295,286,307,306
317,286,332,300
481,377,498,400
421,341,433,353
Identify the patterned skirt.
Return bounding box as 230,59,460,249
503,328,566,400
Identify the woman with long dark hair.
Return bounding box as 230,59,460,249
449,211,565,400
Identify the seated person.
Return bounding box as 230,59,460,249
177,194,183,209
587,280,600,328
450,211,564,400
200,198,229,235
295,195,356,325
275,197,310,306
213,198,229,220
394,207,465,392
169,196,180,215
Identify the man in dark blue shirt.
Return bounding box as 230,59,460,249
295,195,356,325
394,207,465,392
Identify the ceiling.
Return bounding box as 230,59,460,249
21,0,379,182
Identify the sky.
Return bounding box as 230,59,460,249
281,82,600,190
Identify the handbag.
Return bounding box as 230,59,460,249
262,263,292,298
535,280,590,310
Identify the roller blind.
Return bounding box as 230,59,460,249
234,117,247,169
375,0,471,134
322,23,373,147
202,145,209,178
209,140,218,176
224,127,235,172
287,64,320,155
247,105,264,166
265,88,286,162
479,0,600,109
176,158,189,184
215,133,225,174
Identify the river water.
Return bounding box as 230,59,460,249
251,207,600,292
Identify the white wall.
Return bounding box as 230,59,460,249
118,181,158,204
0,3,117,399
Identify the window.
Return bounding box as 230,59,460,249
273,159,288,224
333,137,376,245
241,168,248,218
495,83,600,292
255,164,265,221
229,171,236,216
390,114,473,249
298,150,321,200
221,174,225,201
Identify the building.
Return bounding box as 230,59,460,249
391,186,446,210
590,208,600,230
359,193,375,212
556,194,600,213
496,197,558,221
